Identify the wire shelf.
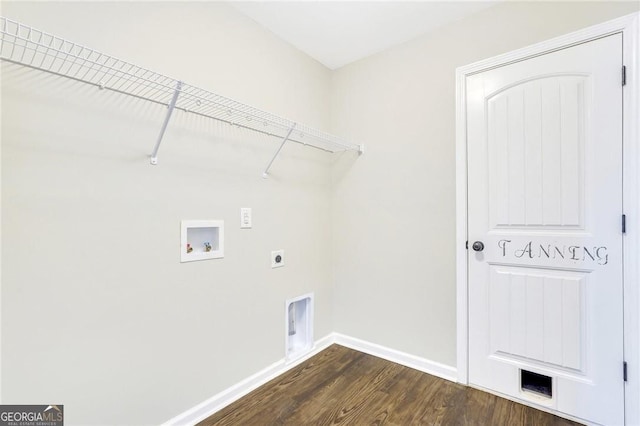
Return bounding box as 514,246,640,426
0,16,363,167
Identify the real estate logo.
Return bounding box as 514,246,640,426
0,405,63,426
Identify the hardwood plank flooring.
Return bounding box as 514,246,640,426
199,345,582,426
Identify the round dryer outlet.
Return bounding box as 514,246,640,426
271,250,285,268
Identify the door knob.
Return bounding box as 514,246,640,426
472,241,485,252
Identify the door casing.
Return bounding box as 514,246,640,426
455,12,640,424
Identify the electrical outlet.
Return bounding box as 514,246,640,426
240,207,252,229
271,250,284,268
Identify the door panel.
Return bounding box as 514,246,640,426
467,34,623,425
489,266,586,372
488,76,586,228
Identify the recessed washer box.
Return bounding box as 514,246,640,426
181,220,224,262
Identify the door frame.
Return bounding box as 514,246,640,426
456,12,640,423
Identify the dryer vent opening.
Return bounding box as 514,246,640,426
521,370,552,398
285,294,314,362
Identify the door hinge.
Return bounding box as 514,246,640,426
466,240,469,250
622,214,627,234
622,66,627,86
624,361,628,382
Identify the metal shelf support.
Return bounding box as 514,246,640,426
150,81,183,165
263,123,297,178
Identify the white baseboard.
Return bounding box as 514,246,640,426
163,332,458,425
162,334,334,426
332,333,458,382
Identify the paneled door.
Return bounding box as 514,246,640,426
466,34,624,425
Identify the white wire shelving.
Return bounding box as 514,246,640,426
0,17,363,176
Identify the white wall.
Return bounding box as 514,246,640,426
1,2,337,424
330,1,639,367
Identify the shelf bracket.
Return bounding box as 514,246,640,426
150,80,183,165
262,123,297,178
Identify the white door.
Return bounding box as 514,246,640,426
467,34,624,425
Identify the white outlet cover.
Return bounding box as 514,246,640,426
272,250,285,268
241,207,252,229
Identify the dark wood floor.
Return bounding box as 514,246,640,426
199,344,581,425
